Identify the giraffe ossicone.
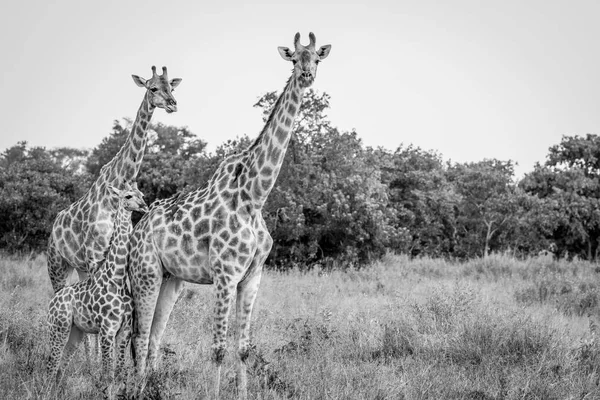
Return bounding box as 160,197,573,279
47,184,148,399
128,32,331,400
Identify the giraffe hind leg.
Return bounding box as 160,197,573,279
211,259,239,400
47,290,74,382
147,277,185,369
47,322,71,383
59,326,85,382
234,263,265,400
130,251,163,379
114,308,133,397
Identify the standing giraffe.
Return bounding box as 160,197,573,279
47,66,181,292
47,184,148,399
128,32,331,399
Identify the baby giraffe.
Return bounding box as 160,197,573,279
47,183,148,398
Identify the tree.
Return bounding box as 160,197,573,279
379,145,458,257
521,134,600,261
447,159,519,258
0,143,88,251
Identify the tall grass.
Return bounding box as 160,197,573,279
1,253,600,399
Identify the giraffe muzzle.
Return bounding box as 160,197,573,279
299,72,314,86
165,100,178,113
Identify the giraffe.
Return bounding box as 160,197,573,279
47,184,148,399
47,66,181,293
128,32,331,399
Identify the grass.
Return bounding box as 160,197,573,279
1,252,600,399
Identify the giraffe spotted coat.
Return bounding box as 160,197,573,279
128,33,331,400
47,185,148,398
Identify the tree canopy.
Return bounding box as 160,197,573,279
2,96,600,265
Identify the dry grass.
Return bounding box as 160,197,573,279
1,253,600,399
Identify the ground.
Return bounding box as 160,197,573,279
1,253,600,399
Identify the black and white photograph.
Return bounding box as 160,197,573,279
1,1,600,399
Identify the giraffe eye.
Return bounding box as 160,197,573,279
315,59,320,64
150,87,158,92
292,60,297,65
125,195,133,199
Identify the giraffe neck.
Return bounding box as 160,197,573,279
99,203,130,286
241,74,304,208
102,91,155,186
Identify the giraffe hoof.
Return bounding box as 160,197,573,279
212,347,226,364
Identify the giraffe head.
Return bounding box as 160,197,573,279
278,32,331,88
131,66,182,113
108,183,149,213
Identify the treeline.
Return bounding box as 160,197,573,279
1,90,599,267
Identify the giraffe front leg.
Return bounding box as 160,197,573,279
235,266,264,400
212,261,238,400
99,330,117,399
115,311,133,382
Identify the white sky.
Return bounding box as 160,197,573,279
1,0,599,177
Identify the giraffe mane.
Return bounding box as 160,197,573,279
249,74,294,152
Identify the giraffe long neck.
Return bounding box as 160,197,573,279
103,91,155,186
241,75,304,208
100,203,131,286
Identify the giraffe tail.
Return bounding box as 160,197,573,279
130,307,138,367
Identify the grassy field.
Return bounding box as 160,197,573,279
1,253,600,399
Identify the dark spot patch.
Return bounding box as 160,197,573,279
257,152,265,169
233,163,244,182
223,264,234,275
275,127,287,143
261,166,273,176
240,190,251,203
167,237,178,249
261,178,272,191
182,234,193,256
270,148,282,164
182,218,192,232
219,230,231,242
239,242,250,255
212,239,225,252
191,207,202,222
169,224,182,236
194,219,210,238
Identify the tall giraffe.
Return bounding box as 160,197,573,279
47,66,181,292
47,184,148,399
128,33,331,399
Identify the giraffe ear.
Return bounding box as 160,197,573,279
108,185,120,196
170,78,182,89
278,47,294,61
317,45,331,60
132,75,147,88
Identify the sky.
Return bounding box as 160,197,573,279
1,0,599,178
